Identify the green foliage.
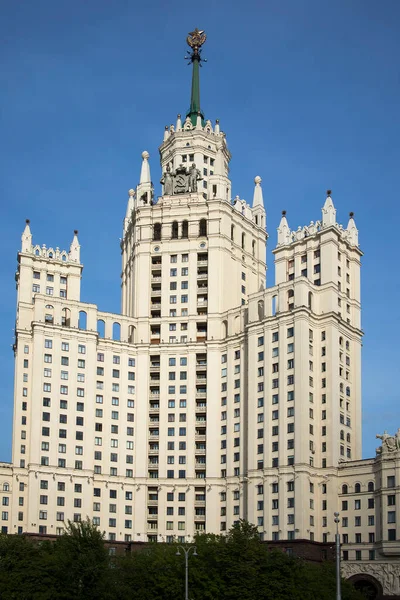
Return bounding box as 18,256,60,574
0,519,364,600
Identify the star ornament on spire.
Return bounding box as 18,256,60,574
186,28,207,62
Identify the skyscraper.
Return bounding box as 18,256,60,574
1,29,399,599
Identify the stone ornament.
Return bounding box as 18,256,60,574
376,428,400,454
160,163,202,196
342,562,400,595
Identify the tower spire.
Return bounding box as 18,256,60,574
185,28,207,127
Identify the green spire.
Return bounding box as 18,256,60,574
185,29,206,127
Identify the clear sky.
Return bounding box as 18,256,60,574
0,0,399,460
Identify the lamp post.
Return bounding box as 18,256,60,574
334,512,341,600
176,544,197,600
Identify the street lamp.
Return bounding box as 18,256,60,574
176,544,197,600
334,512,341,600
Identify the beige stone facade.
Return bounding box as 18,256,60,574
1,55,399,598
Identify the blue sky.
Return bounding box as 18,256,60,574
0,0,399,460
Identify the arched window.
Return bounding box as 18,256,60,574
171,221,179,239
241,233,245,250
153,223,162,241
112,322,121,341
339,336,343,346
288,290,294,298
368,482,374,492
128,325,136,343
255,215,258,225
355,483,361,493
97,319,105,338
340,430,345,440
182,220,188,239
346,386,350,397
346,340,350,350
45,313,53,324
3,483,9,491
78,311,87,330
61,308,71,327
252,240,256,257
231,224,235,241
199,219,207,237
342,484,348,495
346,433,351,443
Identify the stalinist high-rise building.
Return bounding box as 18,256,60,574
1,29,399,599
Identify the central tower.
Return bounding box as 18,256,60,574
121,29,267,342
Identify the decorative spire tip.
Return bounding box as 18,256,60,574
26,219,30,224
326,189,332,196
349,211,354,218
74,230,78,235
282,210,287,216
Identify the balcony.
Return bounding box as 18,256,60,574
196,405,206,413
196,418,206,426
195,448,206,456
148,460,159,468
195,434,206,442
149,417,160,424
150,302,161,310
149,407,159,414
149,432,159,440
197,286,208,294
149,390,160,398
150,363,160,371
197,273,208,280
148,448,159,455
197,299,208,307
196,376,207,384
197,260,208,267
151,275,162,282
196,390,207,399
147,521,158,530
147,499,158,506
194,513,206,521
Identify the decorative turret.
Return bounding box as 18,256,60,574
123,189,135,234
322,189,336,227
176,114,182,131
346,211,359,246
21,219,32,253
252,176,264,208
185,28,207,126
277,210,291,246
252,176,266,228
69,230,80,263
136,151,153,206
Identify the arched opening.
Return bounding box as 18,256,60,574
234,315,240,335
346,386,350,397
171,221,179,239
368,482,374,492
257,300,264,321
355,483,361,493
308,292,313,310
342,484,348,494
340,430,345,440
241,233,245,250
255,215,258,225
222,320,228,338
45,306,54,324
231,224,235,242
199,219,207,237
272,295,277,316
61,308,71,327
112,322,121,341
181,220,188,239
346,433,351,443
348,574,383,600
153,223,162,241
339,336,343,346
252,240,256,257
128,325,136,343
97,319,105,338
78,311,87,330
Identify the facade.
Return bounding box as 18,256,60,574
1,28,399,599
